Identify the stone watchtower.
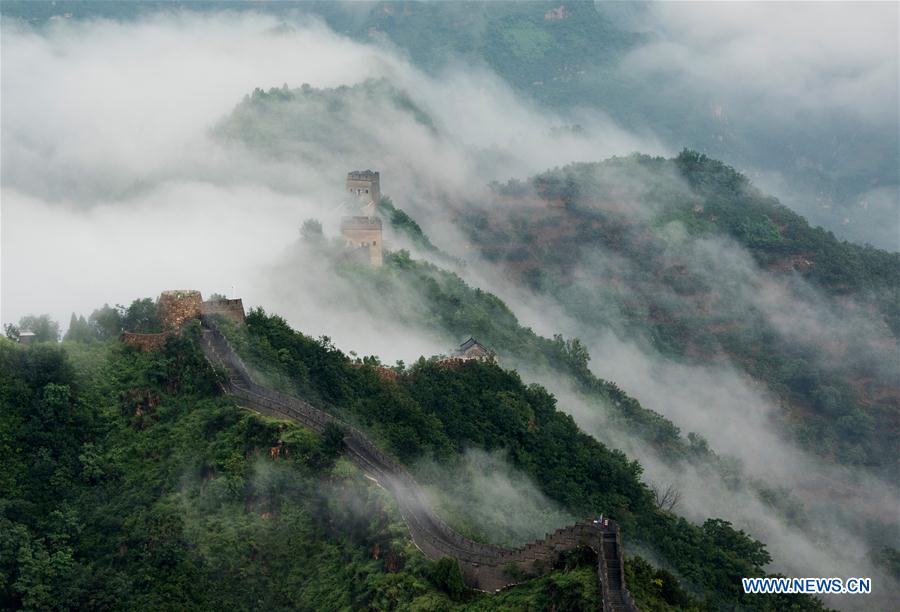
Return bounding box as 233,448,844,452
346,170,380,215
341,216,383,266
341,169,384,266
157,290,203,332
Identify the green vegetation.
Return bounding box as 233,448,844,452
61,298,162,342
0,292,829,609
377,196,459,266
0,331,448,610
331,247,720,467
216,79,437,161
0,315,669,610
460,152,898,472
220,307,824,610
671,151,899,312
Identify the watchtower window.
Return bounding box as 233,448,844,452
365,189,369,193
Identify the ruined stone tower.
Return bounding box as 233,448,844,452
157,290,203,332
341,170,383,266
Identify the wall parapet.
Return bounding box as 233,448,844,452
200,298,246,324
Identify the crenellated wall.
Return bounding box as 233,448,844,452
346,169,381,207
200,298,246,324
121,290,247,352
341,216,383,266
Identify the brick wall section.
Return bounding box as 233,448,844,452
200,299,246,324
158,290,202,332
121,332,168,352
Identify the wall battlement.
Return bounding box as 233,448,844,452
340,216,383,229
200,298,246,324
346,169,381,208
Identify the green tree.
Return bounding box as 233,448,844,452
88,304,123,340
4,323,20,341
63,314,94,343
123,298,161,333
429,557,465,601
301,218,324,242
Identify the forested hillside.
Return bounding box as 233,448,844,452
454,152,898,472
0,331,611,610
2,3,895,611
212,309,829,610
1,310,828,610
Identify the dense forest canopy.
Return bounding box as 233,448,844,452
1,313,830,610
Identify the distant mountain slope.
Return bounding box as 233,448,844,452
215,86,897,473
216,80,437,164
456,151,898,471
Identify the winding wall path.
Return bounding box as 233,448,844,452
199,318,638,611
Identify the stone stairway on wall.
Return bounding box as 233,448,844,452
199,317,638,610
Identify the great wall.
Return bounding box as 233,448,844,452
197,313,639,611
119,162,638,608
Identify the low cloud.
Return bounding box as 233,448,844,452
414,448,574,548
525,366,898,609
2,10,896,610
624,2,898,125
1,10,660,334
605,1,899,249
